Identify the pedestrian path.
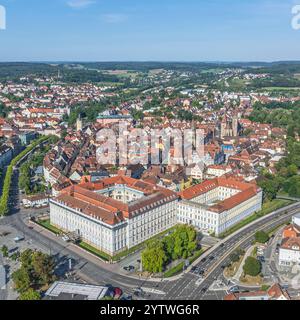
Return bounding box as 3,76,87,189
232,246,254,282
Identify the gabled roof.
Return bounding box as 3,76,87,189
53,175,178,225
179,175,260,213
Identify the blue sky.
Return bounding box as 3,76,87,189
0,0,299,61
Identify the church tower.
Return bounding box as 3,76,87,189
76,115,83,132
220,116,227,139
232,115,239,137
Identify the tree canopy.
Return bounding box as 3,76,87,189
12,249,56,296
243,257,261,277
255,231,270,244
141,225,198,273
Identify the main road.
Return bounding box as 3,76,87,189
1,160,299,300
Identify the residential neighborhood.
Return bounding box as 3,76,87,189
0,0,300,311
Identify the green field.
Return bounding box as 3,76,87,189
259,87,300,91
201,68,223,74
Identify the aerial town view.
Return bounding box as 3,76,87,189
1,0,300,308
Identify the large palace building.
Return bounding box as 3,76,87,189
178,176,263,236
50,175,262,256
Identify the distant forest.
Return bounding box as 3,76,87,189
1,61,300,83
0,63,121,83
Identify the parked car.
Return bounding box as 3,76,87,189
114,287,123,299
134,287,143,297
229,286,239,293
62,235,70,242
14,236,24,243
123,266,135,272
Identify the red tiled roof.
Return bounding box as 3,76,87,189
180,175,260,213
53,175,178,225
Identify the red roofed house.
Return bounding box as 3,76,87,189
224,284,290,300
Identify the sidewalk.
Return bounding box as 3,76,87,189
232,246,254,282
29,220,183,282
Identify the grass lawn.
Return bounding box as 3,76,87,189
36,219,61,235
219,199,293,239
78,241,111,262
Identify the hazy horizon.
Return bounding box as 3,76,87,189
0,0,300,61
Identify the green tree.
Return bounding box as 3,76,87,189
255,231,270,244
243,257,261,277
12,268,31,293
142,241,167,273
163,235,175,260
1,245,9,257
229,248,245,263
19,288,41,300
32,251,56,285
168,225,197,260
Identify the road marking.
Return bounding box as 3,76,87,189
204,212,297,281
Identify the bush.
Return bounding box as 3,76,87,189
243,257,261,277
229,248,245,263
1,245,9,257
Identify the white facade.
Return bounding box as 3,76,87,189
178,189,262,236
292,214,300,228
50,188,178,256
279,246,300,267
207,166,232,178
49,176,263,255
50,201,125,255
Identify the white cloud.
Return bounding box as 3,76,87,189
101,13,128,24
67,0,96,9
